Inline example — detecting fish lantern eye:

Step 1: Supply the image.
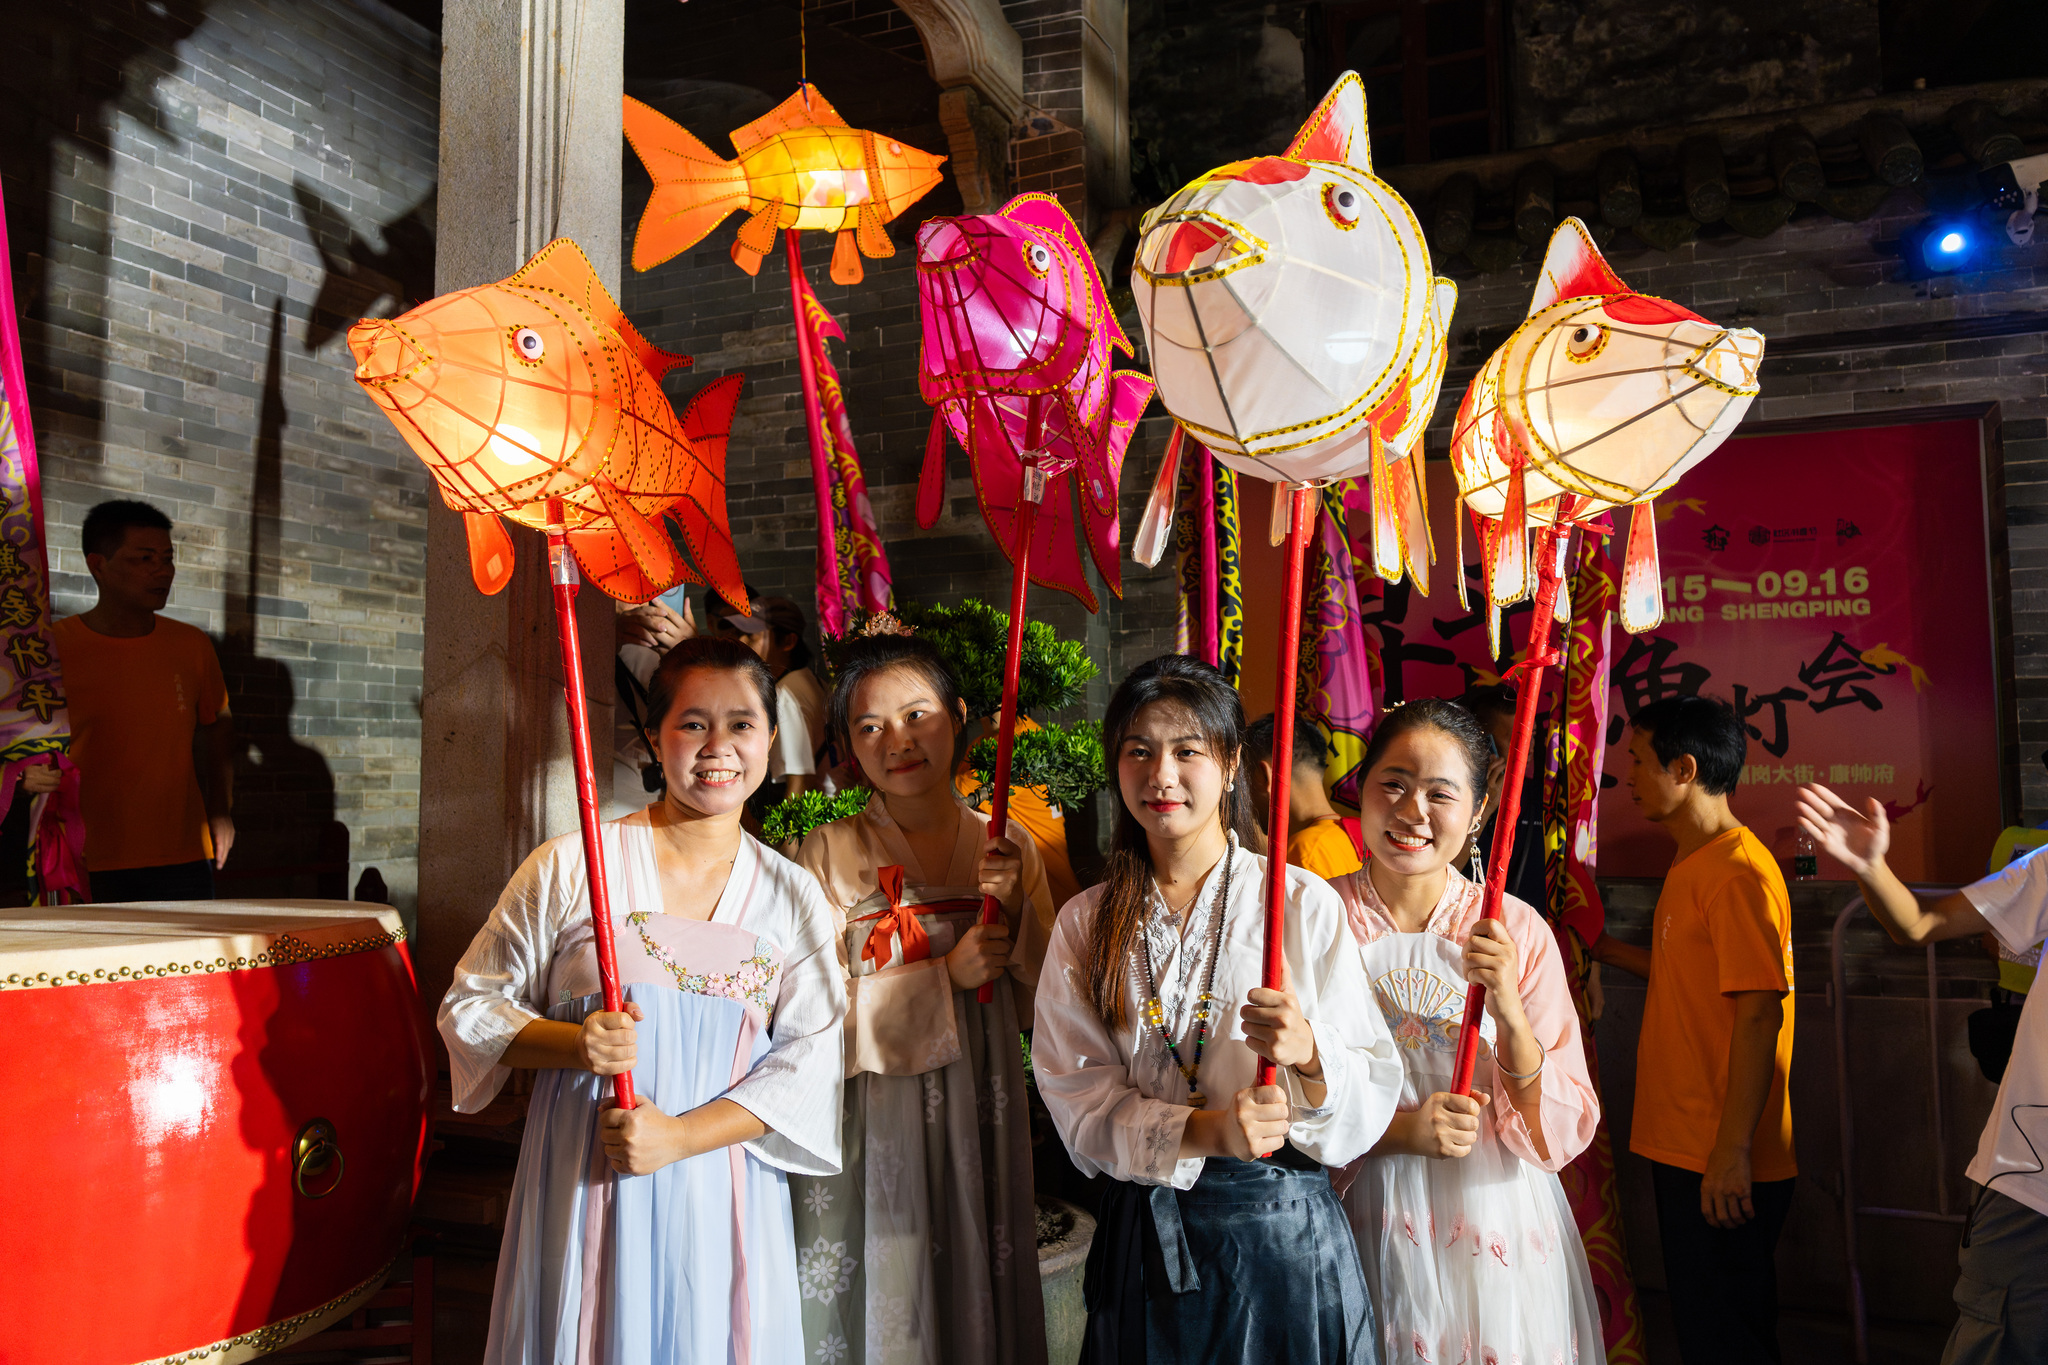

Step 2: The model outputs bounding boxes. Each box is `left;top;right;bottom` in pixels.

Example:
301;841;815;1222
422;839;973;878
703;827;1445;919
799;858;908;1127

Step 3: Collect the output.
512;327;546;363
1564;322;1608;363
1323;183;1362;229
1023;242;1054;277
888;141;903;156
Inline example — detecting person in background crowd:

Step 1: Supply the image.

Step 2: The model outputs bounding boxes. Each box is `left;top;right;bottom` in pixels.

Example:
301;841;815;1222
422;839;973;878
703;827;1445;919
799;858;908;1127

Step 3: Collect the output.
1327;699;1604;1363
710;587;831;800
1032;654;1399;1364
1244;712;1364;880
1795;781;2048;1364
792;631;1050;1365
1463;684;1548;911
1589;695;1796;1365
47;500;235;901
613;586;695;814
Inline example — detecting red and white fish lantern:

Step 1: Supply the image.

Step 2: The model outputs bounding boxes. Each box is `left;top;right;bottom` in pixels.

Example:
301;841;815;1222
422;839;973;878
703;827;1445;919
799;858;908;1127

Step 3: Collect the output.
1128;72;1456;1089
0;903;429;1364
1448;218;1766;639
1439;218;1764;1099
1131;71;1455;592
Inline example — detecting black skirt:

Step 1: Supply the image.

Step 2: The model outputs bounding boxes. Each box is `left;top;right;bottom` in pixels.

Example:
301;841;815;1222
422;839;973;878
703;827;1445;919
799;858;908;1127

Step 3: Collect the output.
1081;1144;1379;1365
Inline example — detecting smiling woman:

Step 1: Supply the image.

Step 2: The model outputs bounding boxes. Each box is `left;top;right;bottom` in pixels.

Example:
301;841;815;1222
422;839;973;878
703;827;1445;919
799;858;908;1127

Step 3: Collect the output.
437;635;847;1364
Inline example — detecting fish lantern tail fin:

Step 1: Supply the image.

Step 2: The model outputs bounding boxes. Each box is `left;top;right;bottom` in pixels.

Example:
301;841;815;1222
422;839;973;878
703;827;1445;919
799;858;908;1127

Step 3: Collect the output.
831;229;865;286
464;512;517;595
917;407;949;529
668;374;749;606
623;96;750;272
1619;498;1666;632
575;478;684;604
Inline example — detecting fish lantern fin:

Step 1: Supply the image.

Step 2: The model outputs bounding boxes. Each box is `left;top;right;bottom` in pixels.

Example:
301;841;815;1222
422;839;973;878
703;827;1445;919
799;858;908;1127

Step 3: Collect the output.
1619;499;1666;633
1486;600;1504;660
662;374;749;606
592;477;683;599
856;201;895;259
1003;192;1131;354
731;201;790;276
1134;424;1186;569
1493;471;1529;606
831;229;865;286
1453;489;1470;612
622;96;750;272
504;239;694;380
463;513;516;596
1402;441;1435;577
1527;218;1630;317
917;407;950;529
1368;429;1406;583
567;527;662;603
1286;71;1371;172
734;85;851;151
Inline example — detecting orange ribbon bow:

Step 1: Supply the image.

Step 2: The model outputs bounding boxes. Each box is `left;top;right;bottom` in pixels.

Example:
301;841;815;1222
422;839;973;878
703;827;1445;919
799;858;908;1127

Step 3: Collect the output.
858;864;932;969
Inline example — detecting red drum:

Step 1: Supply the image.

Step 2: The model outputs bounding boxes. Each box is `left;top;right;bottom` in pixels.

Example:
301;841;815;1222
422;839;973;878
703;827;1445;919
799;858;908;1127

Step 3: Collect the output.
0;901;431;1364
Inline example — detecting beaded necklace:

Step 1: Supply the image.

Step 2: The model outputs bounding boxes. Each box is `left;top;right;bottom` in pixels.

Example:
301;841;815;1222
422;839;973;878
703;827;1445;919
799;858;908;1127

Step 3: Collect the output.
1135;837;1234;1108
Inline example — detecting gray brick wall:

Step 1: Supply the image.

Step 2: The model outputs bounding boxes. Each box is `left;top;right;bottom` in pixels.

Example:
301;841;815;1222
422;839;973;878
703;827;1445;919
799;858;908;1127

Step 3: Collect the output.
4;0;438;910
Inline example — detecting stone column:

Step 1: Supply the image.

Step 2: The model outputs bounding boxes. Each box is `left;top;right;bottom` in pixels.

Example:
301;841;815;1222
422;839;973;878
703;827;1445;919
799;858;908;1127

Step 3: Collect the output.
416;0;624;1027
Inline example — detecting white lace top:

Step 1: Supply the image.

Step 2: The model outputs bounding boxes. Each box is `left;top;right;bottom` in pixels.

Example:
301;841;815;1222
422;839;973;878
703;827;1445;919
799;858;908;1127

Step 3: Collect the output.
1032;843;1403;1189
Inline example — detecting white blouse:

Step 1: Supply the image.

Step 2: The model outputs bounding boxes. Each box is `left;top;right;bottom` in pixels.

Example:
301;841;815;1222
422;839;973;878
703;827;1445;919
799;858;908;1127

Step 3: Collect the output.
1033;842;1402;1189
437;823;848;1176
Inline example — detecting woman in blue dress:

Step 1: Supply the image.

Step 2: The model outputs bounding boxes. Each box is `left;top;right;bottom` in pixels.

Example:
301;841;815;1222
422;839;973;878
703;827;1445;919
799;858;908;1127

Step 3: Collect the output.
440;637;847;1364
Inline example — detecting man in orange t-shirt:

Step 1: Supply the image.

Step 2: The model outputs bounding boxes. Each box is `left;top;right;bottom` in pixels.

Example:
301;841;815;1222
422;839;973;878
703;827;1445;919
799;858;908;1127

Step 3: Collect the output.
46;501;235;901
1592;695;1795;1365
1244;712;1364;881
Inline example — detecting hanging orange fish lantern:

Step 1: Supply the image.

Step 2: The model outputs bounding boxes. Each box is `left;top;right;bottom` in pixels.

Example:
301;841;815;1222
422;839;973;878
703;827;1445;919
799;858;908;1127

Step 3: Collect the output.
624;85;946;286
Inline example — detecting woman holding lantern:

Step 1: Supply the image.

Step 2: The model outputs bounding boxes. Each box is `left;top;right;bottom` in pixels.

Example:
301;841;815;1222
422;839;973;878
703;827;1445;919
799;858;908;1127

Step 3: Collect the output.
1329;699;1605;1364
790;629;1053;1365
1031;654;1400;1364
438;638;848;1365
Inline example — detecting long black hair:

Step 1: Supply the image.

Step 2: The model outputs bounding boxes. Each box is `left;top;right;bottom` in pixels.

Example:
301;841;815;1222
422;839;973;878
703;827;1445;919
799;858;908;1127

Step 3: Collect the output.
826;633;970;777
1082;654;1263;1028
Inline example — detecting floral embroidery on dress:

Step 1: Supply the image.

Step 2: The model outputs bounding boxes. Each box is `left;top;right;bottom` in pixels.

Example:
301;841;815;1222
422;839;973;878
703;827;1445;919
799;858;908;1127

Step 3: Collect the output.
798;1235;856;1305
629;914;781;1023
814;1333;849;1364
803;1181;834;1216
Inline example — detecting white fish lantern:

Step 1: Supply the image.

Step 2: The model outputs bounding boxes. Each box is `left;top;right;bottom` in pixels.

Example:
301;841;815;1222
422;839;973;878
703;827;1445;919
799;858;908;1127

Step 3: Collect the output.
1131;71;1455;590
1449;218;1764;641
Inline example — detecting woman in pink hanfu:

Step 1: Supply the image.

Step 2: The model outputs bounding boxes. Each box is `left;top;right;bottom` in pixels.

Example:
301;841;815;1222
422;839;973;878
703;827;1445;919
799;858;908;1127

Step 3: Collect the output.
439;638;847;1365
1330;699;1606;1365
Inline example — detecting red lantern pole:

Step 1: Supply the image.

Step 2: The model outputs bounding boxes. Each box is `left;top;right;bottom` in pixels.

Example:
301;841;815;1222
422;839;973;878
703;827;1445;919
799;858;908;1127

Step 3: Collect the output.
977;462;1045;1004
546;516;636;1110
785;231;846;624
1258;483;1317;1088
1449;522;1564;1097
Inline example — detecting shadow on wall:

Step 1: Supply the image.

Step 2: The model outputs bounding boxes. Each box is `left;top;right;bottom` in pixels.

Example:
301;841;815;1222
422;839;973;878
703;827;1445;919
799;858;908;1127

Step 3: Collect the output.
216;299;348;901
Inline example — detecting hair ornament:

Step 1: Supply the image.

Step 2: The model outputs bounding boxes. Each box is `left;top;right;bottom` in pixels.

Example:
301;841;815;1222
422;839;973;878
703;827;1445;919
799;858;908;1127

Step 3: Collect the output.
858;611;915;639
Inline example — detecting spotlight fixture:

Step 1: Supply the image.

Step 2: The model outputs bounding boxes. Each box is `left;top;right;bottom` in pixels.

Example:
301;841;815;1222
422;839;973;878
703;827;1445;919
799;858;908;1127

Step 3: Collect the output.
1901;216;1985;277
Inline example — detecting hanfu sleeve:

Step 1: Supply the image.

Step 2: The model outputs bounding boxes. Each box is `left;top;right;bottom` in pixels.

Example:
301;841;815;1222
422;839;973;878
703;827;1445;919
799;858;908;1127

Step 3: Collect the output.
1032;895;1203;1189
1487;897;1600;1171
728;857;848;1175
1277;868;1403;1167
437;839;567;1113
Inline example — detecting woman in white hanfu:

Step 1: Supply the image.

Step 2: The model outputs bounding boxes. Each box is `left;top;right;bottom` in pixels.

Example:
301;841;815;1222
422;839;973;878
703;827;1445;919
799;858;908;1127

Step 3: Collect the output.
1329;699;1605;1365
791;631;1051;1365
1032;654;1403;1365
439;638;847;1365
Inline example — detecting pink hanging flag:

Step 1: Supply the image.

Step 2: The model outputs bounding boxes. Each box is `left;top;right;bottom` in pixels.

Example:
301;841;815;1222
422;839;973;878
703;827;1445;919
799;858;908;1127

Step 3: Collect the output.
794;271;895;635
0;187;88;903
1304;483;1379;813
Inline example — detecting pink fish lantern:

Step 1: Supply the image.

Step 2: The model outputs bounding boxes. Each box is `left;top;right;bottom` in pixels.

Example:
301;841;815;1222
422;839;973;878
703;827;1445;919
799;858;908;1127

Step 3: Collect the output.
1449;218;1764;644
914;192;1155;610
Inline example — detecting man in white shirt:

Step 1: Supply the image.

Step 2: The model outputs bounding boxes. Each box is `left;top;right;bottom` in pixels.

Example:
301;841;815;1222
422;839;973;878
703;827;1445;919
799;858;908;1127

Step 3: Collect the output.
1796;782;2048;1363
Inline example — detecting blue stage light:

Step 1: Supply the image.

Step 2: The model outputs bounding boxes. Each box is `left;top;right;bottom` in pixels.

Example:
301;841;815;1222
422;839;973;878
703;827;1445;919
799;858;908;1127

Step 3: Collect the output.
1938;230;1966;254
1916;218;1979;274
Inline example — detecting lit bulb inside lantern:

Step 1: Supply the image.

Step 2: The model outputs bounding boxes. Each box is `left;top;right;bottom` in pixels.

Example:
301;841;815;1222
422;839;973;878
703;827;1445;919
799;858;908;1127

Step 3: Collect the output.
487;422;542;468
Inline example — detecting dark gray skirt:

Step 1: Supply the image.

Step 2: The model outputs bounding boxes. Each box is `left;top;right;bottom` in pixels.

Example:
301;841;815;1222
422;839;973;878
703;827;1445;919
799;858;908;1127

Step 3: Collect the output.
1081;1144;1379;1365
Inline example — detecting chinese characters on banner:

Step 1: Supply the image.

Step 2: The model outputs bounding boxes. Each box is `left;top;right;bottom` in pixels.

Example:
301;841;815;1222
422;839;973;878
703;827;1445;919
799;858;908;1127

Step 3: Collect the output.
1363;424;1999;883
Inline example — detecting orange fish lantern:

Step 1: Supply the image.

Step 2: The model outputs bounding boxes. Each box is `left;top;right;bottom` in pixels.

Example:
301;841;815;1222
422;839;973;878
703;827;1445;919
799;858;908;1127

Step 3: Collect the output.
348;239;755;1115
347;238;747;607
1438;216;1764;1102
623;85;945;286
